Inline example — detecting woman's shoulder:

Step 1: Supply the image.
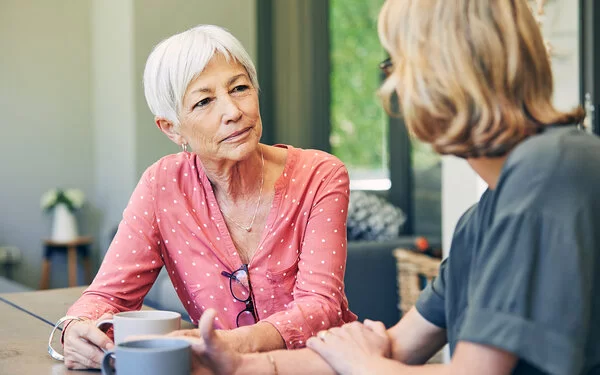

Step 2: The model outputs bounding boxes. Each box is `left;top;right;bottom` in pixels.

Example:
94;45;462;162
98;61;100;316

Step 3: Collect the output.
276;144;347;174
449;203;479;248
497;127;600;216
141;152;195;181
505;126;598;178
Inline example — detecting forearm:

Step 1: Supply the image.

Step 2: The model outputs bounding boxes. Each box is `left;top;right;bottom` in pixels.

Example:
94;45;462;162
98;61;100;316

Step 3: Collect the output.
388;307;447;365
217;321;285;353
361;358;448;375
66;292;123;320
380;342;517;375
235;349;336;375
259;295;352;349
389;330;441;365
235;350;448;375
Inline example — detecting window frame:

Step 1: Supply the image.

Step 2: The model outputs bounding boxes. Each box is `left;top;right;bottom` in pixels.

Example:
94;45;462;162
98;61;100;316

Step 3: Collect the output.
257;0;421;236
580;0;600;136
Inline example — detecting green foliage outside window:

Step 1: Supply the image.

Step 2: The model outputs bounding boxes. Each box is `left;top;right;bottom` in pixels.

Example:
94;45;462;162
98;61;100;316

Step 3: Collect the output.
330;0;441;236
330;0;440;174
330;0;388;173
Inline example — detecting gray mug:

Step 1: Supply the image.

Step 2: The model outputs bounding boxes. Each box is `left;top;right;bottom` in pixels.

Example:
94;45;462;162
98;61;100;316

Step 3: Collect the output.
101;338;191;375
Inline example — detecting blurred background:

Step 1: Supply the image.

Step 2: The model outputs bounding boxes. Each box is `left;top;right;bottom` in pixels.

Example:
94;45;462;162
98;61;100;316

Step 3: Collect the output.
0;0;592;293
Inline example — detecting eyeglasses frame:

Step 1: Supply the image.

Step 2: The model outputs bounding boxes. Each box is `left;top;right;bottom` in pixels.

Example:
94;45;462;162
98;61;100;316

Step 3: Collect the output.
221;264;259;327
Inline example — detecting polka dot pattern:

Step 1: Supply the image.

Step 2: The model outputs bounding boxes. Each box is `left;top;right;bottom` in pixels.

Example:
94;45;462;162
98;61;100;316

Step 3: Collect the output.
67;146;357;348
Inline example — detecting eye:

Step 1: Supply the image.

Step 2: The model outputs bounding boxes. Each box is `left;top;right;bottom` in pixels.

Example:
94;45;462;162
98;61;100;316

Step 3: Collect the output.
231;85;250;93
194;97;212;108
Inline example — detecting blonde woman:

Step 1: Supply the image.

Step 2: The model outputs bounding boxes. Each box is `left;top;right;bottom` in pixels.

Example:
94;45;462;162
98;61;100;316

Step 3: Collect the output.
181;0;600;374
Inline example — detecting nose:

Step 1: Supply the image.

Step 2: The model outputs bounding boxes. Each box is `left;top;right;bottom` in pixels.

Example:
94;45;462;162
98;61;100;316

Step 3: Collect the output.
220;95;243;124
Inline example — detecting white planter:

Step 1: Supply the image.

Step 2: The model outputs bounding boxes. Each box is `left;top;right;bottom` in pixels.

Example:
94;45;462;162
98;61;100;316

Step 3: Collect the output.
51;203;78;242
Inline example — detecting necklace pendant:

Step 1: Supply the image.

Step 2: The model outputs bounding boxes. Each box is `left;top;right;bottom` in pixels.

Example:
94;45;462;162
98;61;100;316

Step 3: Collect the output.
245;227;252;232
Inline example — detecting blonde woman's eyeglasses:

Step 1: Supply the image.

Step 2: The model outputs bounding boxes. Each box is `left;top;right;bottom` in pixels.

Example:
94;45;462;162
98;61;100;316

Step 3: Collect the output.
379;57;394;77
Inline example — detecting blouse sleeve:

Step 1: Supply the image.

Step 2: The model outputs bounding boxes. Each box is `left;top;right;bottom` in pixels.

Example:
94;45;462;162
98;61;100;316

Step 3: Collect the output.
67;166;164;319
458;212;592;375
262;165;355;348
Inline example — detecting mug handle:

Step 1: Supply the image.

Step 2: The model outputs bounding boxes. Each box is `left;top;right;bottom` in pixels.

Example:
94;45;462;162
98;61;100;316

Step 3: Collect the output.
101;350;116;375
96;319;114;331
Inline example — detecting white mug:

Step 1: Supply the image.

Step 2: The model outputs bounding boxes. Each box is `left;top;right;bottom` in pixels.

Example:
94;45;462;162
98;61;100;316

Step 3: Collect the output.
96;310;181;344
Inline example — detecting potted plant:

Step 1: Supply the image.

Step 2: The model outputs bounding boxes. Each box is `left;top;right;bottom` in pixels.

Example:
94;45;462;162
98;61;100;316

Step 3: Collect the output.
40;189;85;242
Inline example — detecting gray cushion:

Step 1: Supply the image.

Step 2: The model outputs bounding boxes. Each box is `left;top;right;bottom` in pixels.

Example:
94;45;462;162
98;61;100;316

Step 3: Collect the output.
344;238;417;327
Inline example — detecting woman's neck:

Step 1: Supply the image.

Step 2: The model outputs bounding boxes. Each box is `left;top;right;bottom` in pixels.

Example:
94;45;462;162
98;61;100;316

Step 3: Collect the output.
203;146;264;202
466;155;507;190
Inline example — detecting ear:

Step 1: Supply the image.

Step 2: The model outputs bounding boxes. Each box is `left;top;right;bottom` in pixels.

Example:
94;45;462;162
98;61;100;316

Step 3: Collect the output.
155;117;185;145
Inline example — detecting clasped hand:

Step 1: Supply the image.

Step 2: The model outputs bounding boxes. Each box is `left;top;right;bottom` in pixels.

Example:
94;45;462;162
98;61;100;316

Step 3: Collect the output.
306;319;392;375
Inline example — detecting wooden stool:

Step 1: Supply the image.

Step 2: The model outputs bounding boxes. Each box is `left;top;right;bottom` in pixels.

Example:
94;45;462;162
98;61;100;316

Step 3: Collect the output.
40;236;93;289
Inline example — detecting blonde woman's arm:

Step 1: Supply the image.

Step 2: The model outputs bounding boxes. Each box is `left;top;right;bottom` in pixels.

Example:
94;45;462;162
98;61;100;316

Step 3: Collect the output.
185;307;452;375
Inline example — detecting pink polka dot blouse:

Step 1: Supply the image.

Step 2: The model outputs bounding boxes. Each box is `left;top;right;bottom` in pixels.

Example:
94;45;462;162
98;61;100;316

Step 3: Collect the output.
67;145;357;348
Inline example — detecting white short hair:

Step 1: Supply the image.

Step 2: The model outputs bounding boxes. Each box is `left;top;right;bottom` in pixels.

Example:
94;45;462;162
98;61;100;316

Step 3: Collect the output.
143;25;259;126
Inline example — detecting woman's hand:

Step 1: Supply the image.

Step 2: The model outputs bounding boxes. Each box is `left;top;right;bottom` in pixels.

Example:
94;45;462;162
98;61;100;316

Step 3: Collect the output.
306;320;392;375
168;309;243;375
62;313;115;369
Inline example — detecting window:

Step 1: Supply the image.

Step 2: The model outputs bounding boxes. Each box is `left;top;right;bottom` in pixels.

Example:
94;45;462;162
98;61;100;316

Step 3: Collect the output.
411;140;442;236
329;0;441;237
257;0;442;238
329;0;389;191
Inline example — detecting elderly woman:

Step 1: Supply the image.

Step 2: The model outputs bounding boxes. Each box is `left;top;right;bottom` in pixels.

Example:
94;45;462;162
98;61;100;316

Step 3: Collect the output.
184;0;600;374
56;25;356;370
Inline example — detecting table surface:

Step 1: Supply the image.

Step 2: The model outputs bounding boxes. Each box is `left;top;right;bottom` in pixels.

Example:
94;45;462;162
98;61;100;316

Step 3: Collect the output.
0;287;194;374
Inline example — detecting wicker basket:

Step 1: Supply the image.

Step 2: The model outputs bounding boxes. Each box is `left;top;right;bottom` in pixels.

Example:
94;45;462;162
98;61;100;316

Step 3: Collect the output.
393;249;441;315
393;248;444;364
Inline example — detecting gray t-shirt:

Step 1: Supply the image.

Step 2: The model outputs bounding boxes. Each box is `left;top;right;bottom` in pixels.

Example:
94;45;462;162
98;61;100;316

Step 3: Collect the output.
416;125;600;374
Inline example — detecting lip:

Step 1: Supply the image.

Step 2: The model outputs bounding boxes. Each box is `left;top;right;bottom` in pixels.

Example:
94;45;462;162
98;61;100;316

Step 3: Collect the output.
221;127;252;143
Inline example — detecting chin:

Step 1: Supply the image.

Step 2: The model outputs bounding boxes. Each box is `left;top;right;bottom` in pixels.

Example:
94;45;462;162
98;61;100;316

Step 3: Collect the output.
226;139;260;161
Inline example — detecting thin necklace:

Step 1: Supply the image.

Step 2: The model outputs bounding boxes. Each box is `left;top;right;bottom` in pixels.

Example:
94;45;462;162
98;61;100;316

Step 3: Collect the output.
218;148;264;232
